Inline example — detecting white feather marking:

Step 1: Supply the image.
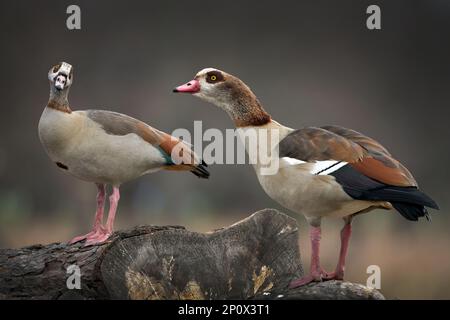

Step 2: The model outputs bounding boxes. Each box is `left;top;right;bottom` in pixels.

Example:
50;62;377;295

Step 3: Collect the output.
196;67;219;77
317;161;348;175
310;160;339;174
281;157;305;166
281;157;347;175
59;62;72;75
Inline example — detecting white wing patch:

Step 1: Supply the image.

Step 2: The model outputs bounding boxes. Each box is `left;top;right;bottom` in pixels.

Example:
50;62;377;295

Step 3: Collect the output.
281;157;347;175
281;157;305;166
316;161;348;175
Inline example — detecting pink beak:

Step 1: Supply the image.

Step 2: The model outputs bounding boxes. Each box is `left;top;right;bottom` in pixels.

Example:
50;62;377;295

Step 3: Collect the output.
173;79;200;93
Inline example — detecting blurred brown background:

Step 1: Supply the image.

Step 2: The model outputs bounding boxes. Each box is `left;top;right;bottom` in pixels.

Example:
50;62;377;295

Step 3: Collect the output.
0;0;449;299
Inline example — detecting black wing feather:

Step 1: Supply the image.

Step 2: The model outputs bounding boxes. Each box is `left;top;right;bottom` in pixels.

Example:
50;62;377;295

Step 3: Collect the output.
331;165;439;221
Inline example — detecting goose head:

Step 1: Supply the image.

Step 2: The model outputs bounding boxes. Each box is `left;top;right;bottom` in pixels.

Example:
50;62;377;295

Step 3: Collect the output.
48;62;73;92
174;68;271;127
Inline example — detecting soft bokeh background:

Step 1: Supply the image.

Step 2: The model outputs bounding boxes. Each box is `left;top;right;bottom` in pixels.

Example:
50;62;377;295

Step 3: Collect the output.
0;0;449;299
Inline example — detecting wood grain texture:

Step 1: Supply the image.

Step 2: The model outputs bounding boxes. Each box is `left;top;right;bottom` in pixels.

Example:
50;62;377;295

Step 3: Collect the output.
0;209;384;300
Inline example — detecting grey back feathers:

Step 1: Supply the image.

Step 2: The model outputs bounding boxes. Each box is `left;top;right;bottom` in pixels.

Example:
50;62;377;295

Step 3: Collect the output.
86;110;163;145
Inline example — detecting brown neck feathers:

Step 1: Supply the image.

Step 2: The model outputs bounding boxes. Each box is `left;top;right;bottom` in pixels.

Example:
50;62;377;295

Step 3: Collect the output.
232;99;272;127
227;79;271;127
47;99;72;113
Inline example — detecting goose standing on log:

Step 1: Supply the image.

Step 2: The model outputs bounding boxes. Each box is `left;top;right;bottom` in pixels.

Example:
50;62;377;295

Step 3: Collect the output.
174;68;439;287
39;62;209;246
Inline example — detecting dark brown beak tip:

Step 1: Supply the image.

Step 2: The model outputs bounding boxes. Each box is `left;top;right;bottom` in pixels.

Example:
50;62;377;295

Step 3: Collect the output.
172;88;179;93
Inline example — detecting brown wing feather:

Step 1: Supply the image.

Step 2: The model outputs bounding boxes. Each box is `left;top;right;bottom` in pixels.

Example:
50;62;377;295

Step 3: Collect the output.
86;109;201;167
86;110;164;144
322;125;417;187
157;132;201;166
279;126;417;187
278;127;365;162
321;125;391;156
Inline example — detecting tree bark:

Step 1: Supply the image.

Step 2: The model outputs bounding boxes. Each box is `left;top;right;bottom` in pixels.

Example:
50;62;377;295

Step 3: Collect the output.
0;209;384;300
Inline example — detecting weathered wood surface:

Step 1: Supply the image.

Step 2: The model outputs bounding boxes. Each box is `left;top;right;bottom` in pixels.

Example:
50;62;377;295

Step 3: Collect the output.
0;209;384;300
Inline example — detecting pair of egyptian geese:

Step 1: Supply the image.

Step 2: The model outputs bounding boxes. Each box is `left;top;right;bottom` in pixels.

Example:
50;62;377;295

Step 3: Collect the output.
39;62;438;287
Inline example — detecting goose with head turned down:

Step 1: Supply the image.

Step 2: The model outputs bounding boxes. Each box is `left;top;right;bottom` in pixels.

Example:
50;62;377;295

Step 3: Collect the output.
39;62;209;246
174;68;438;287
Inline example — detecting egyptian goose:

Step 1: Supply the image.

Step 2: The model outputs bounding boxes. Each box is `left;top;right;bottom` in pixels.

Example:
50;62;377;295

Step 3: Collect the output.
174;68;439;287
39;62;209;246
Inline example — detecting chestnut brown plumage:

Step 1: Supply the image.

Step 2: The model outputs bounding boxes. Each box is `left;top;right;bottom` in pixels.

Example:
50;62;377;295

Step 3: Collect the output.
174;67;439;287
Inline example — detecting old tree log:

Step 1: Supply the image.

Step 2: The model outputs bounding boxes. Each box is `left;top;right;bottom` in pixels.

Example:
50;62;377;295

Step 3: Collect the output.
0;209;384;300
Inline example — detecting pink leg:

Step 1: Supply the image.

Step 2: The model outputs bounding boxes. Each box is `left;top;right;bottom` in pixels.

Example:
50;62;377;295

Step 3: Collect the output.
290;226;330;288
69;184;106;244
85;186;120;246
324;220;352;280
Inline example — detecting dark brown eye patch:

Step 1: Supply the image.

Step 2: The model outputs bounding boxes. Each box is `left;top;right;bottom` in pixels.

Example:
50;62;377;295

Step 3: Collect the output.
206;71;224;83
53;63;61;73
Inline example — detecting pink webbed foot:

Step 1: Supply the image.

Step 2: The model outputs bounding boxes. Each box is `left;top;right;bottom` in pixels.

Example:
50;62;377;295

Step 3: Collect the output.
321;270;344;281
68;226;109;245
69;230;99;244
291;219;351;288
84;229;112;246
289;274;316;287
83;186;120;246
69;183;107;245
289;268;334;288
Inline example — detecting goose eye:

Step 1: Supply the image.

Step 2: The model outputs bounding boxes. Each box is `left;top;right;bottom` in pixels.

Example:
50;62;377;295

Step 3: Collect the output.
206;72;223;83
53;64;60;73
